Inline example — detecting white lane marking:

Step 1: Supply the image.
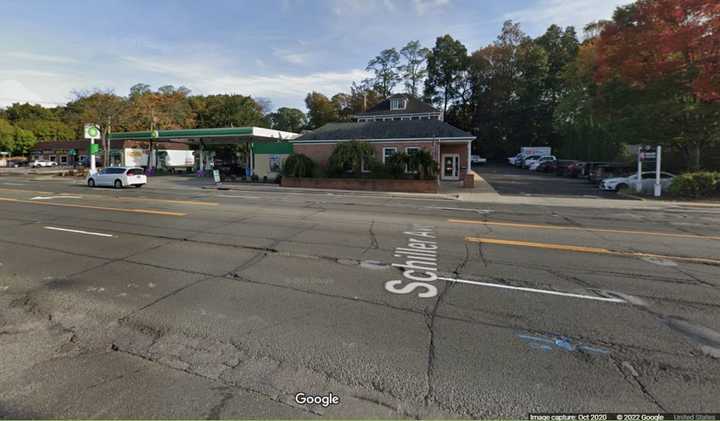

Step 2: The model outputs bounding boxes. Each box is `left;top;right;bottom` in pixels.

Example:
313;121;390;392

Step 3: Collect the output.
1;182;26;186
43;226;114;237
31;195;82;200
641;256;678;267
218;194;262;199
424;206;492;214
436;276;626;303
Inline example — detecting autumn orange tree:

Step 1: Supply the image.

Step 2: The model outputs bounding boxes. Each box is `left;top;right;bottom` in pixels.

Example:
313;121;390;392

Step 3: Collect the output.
594;0;720;169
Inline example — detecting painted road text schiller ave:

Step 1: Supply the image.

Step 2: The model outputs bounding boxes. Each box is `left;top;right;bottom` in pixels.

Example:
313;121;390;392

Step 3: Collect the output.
385;224;439;298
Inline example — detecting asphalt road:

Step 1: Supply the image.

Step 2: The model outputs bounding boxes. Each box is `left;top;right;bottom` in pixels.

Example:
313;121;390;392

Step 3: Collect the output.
1;174;719;419
475;163;618;198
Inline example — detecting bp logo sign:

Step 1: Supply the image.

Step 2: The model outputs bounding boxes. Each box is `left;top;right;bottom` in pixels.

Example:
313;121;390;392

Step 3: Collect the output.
84;124;101;140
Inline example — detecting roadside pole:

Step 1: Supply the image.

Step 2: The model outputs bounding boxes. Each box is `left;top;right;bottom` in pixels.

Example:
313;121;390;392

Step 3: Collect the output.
654;145;662;197
84;123;100;174
636;149;643;193
90;139;96;173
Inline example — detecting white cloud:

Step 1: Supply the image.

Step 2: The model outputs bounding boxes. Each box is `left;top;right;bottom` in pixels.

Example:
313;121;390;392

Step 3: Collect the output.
505;0;629;33
272;48;311;65
0;79;64;107
5;51;78;64
331;0;451;17
119;54;369;109
413;0;451;16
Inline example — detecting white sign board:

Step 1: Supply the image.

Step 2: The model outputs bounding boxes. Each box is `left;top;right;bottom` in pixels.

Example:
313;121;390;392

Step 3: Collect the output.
212;170;220;183
84;124;101;140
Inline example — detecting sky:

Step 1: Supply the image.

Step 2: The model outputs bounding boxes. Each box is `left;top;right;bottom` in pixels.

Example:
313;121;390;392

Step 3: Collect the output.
0;0;629;111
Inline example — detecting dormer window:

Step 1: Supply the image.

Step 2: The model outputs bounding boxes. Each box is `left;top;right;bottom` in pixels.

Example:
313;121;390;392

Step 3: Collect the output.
390;98;407;110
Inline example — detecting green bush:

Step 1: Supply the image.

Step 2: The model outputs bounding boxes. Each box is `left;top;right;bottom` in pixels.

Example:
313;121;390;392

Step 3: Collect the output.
668;172;720;197
408;149;438;180
383;152;409;178
327;141;374;177
282;153;316;178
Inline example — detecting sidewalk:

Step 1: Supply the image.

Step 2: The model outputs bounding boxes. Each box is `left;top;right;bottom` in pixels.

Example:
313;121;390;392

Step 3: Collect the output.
162;174;720;210
23;171;720;210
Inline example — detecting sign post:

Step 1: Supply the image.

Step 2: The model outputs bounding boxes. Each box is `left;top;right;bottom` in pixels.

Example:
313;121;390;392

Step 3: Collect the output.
84;124;101;174
636;149;643;193
654;145;662;197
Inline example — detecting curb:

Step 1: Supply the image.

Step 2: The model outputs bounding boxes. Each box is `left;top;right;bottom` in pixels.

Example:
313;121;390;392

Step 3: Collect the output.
201;183;458;200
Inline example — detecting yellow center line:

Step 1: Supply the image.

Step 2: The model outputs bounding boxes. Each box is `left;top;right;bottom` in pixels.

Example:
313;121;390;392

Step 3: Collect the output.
465;236;720;266
106;197;219;207
449;219;720;241
0;197;186;217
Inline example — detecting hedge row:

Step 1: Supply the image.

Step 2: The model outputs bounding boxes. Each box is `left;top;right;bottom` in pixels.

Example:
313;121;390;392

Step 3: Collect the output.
668;172;720;198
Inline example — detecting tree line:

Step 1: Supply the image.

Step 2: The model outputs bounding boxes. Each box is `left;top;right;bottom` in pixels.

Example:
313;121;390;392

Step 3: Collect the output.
0;84;307;156
304;0;719;170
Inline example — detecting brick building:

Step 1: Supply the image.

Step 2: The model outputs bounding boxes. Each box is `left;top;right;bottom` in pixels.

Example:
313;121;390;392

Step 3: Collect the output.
291;94;474;181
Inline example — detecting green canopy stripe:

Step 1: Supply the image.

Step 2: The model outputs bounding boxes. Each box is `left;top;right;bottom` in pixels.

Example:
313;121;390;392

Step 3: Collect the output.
252;143;293;154
109;127;254;140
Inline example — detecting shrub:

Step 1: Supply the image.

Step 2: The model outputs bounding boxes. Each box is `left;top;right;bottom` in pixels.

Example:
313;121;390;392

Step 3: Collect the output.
283;153;316;178
383;152;409;178
327;141;374;177
408;149;438;180
668;172;720;197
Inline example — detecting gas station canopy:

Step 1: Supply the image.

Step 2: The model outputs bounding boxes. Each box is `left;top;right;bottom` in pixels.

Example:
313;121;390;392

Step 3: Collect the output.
108;127;299;144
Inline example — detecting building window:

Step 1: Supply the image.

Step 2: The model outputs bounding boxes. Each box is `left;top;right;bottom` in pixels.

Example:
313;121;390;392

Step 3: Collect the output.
383;147;397;163
49;155;56;162
412;116;419;120
390;98;407;110
60;155;68;164
405;147;420;173
393;117;401;121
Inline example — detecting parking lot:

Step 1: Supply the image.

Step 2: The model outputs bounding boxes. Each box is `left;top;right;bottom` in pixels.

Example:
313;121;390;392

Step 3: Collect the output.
475;163;621;198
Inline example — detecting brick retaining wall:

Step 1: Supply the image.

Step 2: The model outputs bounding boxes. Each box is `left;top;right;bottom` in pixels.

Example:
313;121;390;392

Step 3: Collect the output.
281;177;438;193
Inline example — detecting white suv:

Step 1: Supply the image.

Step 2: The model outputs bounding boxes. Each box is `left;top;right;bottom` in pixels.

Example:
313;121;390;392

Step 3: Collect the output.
87;167;147;188
528;156;557;171
31;159;58;168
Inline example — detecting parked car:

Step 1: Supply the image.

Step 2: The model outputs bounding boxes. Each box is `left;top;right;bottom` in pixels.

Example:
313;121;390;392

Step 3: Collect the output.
583;162;609;181
8;159;28;168
31;159;58;168
600;171;675;192
554;160;577;176
524;155;554;170
519;155;541;168
537;159;562;173
529;156;557;171
508;153;525;165
471;155;487;165
86;167;147;188
565;161;586;178
589;163;635;184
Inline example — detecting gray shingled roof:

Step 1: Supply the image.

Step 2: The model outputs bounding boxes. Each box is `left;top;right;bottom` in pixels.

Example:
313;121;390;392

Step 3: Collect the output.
356;94;440;116
293;119;473;142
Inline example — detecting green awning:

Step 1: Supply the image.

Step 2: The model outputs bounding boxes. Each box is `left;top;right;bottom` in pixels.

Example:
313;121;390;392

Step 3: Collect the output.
109;127;254;141
253;143;293;154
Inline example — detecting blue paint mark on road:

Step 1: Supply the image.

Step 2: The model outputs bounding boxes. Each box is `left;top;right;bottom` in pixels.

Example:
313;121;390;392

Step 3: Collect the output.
518;333;609;355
